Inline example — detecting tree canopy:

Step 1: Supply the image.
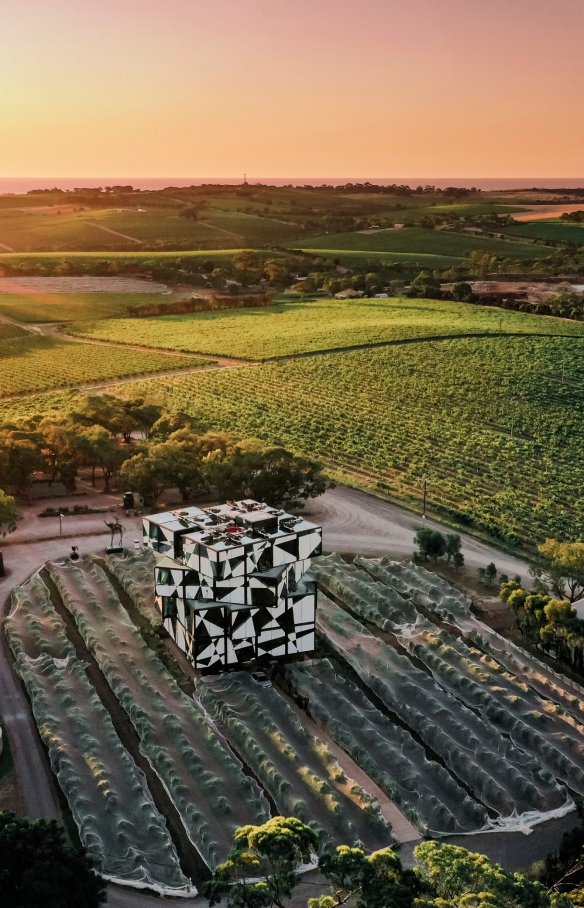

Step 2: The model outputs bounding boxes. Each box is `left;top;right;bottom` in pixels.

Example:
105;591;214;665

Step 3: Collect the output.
202;822;568;908
0;811;106;908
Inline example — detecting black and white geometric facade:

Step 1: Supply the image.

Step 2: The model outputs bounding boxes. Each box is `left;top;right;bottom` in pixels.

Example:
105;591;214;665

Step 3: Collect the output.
142;500;322;670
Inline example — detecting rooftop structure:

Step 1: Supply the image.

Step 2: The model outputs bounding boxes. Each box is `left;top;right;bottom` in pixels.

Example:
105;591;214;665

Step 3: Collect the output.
143;500;322;670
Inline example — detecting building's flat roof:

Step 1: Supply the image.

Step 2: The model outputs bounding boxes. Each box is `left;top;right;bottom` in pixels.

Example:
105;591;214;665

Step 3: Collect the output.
147;499;320;554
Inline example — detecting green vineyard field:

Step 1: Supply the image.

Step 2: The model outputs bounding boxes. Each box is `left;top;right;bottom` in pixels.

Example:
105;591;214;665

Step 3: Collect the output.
0;336;204;397
0;292;169;324
295;227;540;260
68;297;584;360
104;335;584;546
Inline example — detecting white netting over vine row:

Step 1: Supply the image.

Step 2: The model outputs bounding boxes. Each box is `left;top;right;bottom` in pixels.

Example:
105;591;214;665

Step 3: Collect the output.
105;548;161;627
47;556;268;869
5;574;191;896
315;591;571;830
286;658;487;836
196;670;395;853
316;555;584;802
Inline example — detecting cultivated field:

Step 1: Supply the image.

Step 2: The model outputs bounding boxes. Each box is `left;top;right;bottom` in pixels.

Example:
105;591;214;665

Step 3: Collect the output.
0;321;28;340
295;227;539;260
505;221;584;245
0;206;301;252
0;292;173;324
0;276;169;293
9;549;584;895
0;336;203;397
105;334;584;544
5;574;189;894
67;296;584;360
0;249;240;271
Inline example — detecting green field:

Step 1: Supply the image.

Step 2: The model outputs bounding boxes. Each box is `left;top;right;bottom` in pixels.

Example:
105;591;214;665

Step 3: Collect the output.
0;292;177;324
2;298;583;545
0;321;28;340
0;206;301;252
68;297;584;361
505;221;584;245
294;227;541;260
98;335;583;546
0;250;244;270
0;336;203;397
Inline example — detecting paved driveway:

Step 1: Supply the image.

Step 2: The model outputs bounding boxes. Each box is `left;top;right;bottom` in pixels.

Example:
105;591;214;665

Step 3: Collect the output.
302;485;531;580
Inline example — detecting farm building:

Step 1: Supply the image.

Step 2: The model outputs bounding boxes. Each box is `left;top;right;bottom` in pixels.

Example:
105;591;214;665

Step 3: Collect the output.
143;500;322;669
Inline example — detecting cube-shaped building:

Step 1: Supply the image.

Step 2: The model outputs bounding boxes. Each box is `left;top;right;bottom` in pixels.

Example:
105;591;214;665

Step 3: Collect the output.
142;500;322;670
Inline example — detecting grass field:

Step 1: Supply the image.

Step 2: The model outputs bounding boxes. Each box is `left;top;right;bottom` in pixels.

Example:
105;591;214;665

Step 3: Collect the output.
100;335;584;546
505;221;584;245
0;293;176;324
68;297;584;360
0;336;203;397
294;227;541;260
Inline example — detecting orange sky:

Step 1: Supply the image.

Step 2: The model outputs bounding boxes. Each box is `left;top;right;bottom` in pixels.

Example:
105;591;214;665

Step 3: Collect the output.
2;0;583;179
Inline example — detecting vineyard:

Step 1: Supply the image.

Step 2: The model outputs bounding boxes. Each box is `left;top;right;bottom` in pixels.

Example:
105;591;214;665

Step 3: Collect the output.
68;296;584;360
295;226;540;260
8;549;584;896
0;321;27;340
0;291;172;324
196;672;393;853
0;336;206;397
108;334;584;545
5;574;190;895
46;557;269;868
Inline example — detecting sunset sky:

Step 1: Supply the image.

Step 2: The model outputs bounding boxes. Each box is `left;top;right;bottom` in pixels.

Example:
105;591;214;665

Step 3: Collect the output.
2;0;583;179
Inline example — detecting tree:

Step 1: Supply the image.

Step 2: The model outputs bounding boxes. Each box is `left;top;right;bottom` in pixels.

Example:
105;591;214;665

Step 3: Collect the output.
534;539;584;602
452;282;474;302
0;430;45;498
0;490;17;535
180;205;201;220
203;444;327;509
119;451;166;506
413;840;554;908
414;528;446;562
292;278;317;297
410;270;441;299
485;562;497;587
74;426;130;492
246;447;327;509
72;394;126;436
147;431;208;501
126;400;163;440
202;817;318;908
314;845;418;908
453;551;465;570
0;811;106;908
38;415;79;486
445;533;462;564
